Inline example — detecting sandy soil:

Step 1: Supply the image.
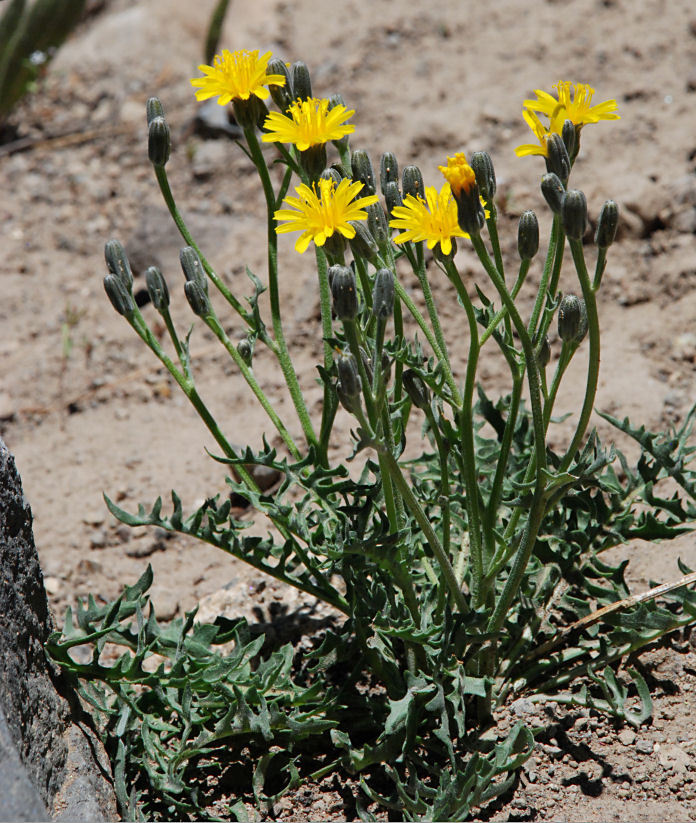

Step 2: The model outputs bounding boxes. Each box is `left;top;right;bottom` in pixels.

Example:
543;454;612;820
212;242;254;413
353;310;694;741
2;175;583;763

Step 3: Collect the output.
3;0;696;818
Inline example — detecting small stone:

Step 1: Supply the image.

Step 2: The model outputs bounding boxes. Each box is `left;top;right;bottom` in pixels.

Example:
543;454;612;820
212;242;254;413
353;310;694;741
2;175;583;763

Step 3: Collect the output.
89;529;108;549
511;697;536;716
527;771;537;783
43;576;61;596
115;525;131;543
659;744;691;774
619;729;636;746
83;512;105;527
636;738;654;754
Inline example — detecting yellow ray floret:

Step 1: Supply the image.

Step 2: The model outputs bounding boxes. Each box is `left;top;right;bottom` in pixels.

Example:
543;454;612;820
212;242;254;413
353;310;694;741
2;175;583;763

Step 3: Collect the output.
437;153;477;198
191;49;286;105
524;81;620;128
389;184;469;256
262;97;355;151
514;110;553;158
274;177;378;254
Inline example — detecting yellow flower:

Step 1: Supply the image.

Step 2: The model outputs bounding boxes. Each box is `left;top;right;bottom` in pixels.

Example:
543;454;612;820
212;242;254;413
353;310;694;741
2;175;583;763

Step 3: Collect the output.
191;49;286;105
524;81;620;129
389;184;468;255
514;110;554;158
437;153;477;198
262;97;355;151
274;177;378;253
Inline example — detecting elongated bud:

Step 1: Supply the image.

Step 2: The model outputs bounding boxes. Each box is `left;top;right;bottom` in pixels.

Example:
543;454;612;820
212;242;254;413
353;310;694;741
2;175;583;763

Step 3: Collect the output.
383;180;403;217
536;334;551;368
359;346;373;385
291;61;312;101
596;199;619;249
330;265;358;320
541;173;565;215
184;280;212;317
562;189;588;240
146;96;164;125
558;294;588;343
545;133;570;184
518;210;539;260
237;337;252;366
403;369;430;410
104;274;135;317
179;246;208;292
266;58;293;112
351;149;376;196
145;266;169;311
298;143;327;182
148;116;171;167
372;268;395;319
367;203;389;247
321;167;343;187
470;151;496;202
561;119;576;160
337;353;361;402
453;183;485;237
348;221;378;262
104;239;133;290
380;152;399;193
402;165;424;200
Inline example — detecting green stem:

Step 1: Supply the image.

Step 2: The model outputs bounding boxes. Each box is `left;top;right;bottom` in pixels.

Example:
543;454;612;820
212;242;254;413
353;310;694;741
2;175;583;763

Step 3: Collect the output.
314;246;335;465
415;243;457;387
528;215;562;339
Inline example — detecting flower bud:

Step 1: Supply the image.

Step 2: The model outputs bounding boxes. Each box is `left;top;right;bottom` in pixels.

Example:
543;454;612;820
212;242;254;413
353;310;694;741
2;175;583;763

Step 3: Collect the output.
179;246;208;292
321;167;343;187
453;183;485;237
557;294;588;343
366;203;389;247
184;279;212;317
145;266;169;312
233;96;267;131
104;239;133;290
146;97;164;126
562;189;588;240
299;143;327;182
402;165;424;200
379;152;399;193
348;221;378;262
561;119;576;160
517;210;539;260
104;274;135;317
266;58;293;112
383;180;403;217
545;133;570;184
330;265;358;320
470;151;496;202
595;199;619;249
291;61;312;101
351;149;376;196
237;337;253;366
536;334;551;368
372;268;395;319
148;116;171;167
541;173;565;215
337;353;361;402
402;369;430;411
359;346;373;385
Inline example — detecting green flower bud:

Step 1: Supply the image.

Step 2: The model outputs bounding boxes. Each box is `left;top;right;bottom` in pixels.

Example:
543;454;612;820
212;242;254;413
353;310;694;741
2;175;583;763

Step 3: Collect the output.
179;246;208;292
184;279;212;317
545;133;570;184
145;266;169;312
372;268;395;319
104;274;135;317
562;189;588;240
359;346;373;385
383;180;403;217
557;294;588;343
348;221;378;262
290;61;312;101
595;199;619;249
402;369;430;411
541;173;565;215
337;353;361;402
453;182;485;237
321;167;343;187
330;265;358;320
518;210;539;260
266;58;293;112
402;165;424;200
470;151;496;202
148;116;171;167
330;161;348;179
367;203;389;247
104;239;133;290
146;96;164;126
379;152;399;193
351;149;376;196
536;334;551;368
233;96;267;131
237;337;253;366
299;143;327;182
561;119;576;160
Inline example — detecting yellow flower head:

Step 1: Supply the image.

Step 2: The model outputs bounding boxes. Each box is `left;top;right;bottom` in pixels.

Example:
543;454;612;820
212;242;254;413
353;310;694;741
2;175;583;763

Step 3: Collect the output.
437;153;477;198
262;97;355;151
191;49;286;106
524;81;620;129
274;177;378;254
389;184;468;255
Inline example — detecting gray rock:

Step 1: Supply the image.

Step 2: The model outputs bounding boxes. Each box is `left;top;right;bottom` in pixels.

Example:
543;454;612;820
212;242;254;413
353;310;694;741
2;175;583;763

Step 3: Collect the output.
0;438;118;821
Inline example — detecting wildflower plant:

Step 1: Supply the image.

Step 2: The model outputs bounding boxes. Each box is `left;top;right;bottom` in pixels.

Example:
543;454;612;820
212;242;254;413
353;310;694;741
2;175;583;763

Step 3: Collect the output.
48;62;696;821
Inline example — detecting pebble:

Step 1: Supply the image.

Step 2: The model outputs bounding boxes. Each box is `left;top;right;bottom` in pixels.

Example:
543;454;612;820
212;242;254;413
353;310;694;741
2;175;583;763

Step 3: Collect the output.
43;576;61;595
658;744;691;774
89;529;108;549
636;738;654;754
619;729;636;746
